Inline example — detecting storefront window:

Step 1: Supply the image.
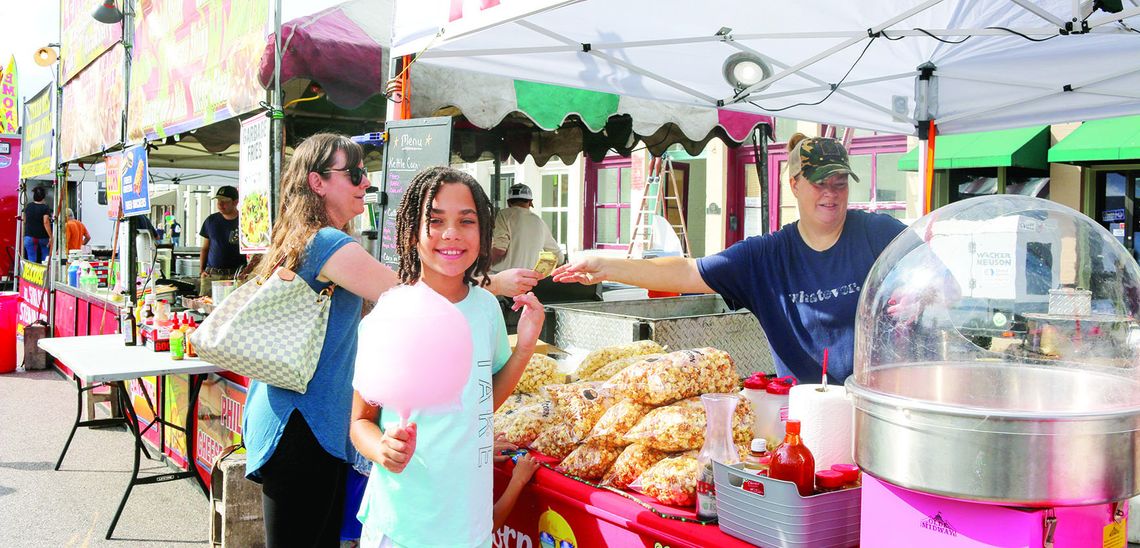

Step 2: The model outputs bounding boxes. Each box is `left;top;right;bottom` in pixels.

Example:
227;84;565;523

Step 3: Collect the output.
590;164;632;248
875;153;908;202
540;172;570;250
1006;168;1050;199
950;168;999;201
848;149;907;218
777;161;799;227
847;155;873;202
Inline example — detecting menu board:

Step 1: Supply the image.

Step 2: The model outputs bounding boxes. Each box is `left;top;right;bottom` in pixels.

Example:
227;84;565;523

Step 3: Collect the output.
379;117;453;269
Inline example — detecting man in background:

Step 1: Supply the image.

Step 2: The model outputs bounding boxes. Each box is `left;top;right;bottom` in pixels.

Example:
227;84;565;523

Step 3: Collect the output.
22;186;52;263
491;183;563;273
64;208;91;254
199;185;245;285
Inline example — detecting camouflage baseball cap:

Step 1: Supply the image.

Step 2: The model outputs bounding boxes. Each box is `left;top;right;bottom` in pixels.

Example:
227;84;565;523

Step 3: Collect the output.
787;137;860;184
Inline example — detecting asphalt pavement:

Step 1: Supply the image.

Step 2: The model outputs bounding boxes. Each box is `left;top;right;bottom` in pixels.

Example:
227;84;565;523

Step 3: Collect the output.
0;368;209;547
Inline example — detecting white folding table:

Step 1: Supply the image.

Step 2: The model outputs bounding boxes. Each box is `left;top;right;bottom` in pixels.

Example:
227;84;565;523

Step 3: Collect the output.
39;335;221;540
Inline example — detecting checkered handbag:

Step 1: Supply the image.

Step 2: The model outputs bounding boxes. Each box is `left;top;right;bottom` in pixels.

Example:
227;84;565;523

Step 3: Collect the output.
189;267;333;393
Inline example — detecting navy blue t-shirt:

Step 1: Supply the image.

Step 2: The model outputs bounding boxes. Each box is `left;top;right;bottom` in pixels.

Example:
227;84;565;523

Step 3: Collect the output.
697;210;905;383
199;212;245;269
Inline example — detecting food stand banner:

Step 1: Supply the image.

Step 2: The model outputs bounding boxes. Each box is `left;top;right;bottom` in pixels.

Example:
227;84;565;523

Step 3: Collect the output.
238;112;270;253
117;145;150;217
104;154;123;219
60;0;122;84
195;374;247;481
20;85;53;179
164;373;190;468
0;55;20;134
127;0;270;141
60;45;125;162
130;376;163;449
17;261;48;338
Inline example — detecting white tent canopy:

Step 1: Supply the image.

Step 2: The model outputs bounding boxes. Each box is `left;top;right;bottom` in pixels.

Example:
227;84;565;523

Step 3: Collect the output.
392;0;1140;136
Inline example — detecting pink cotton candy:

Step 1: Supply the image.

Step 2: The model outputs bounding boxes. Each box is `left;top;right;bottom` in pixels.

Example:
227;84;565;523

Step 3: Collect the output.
353;283;473;426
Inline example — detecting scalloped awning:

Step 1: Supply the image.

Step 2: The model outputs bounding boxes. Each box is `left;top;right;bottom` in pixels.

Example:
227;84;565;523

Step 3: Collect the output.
411;64;771;166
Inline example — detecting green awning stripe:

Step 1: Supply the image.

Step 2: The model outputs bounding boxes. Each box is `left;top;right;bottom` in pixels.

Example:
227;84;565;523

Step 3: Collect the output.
897;125;1050;171
513;80;619;130
1048;115;1140;163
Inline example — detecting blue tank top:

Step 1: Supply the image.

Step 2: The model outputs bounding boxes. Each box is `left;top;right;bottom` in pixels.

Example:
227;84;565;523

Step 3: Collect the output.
242;227;363;479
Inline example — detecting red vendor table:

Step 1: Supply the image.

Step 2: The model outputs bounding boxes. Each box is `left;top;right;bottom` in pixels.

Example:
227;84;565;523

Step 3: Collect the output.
493;459;755;548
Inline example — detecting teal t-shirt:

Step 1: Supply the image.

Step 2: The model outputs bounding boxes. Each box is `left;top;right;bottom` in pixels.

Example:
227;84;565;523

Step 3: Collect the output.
358;285;510;548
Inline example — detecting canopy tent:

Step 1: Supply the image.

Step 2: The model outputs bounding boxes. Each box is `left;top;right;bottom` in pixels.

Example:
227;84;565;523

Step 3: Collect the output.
1048;114;1140;163
391;0;1140;138
253;0;769;166
897;125;1050;171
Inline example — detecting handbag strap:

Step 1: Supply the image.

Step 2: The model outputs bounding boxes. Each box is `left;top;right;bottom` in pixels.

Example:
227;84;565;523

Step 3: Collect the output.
258;248;337;298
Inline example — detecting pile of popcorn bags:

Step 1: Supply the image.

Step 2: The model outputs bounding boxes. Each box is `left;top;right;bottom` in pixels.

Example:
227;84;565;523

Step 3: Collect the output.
494;341;753;509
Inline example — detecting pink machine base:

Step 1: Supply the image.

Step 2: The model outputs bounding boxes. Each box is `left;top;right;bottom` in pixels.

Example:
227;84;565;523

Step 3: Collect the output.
860;475;1128;547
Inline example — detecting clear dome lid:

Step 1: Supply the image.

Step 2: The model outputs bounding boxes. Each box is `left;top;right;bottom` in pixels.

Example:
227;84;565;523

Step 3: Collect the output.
852;195;1140;415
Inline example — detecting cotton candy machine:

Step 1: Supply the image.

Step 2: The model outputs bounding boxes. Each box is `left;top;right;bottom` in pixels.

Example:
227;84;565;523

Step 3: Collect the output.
846;195;1140;507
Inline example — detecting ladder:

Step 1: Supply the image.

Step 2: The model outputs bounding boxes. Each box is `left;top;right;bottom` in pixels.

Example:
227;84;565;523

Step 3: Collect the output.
627;154;691;258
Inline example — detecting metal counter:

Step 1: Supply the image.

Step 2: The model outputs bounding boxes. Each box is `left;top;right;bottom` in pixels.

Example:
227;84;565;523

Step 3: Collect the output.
544;295;775;377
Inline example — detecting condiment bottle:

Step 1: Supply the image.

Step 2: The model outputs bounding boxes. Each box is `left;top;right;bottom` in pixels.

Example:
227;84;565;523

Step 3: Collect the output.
743;438;770;476
155;300;170;325
755;376;796;444
814;470;845;494
695;394;740;520
768;419;815;497
183;315;198;357
121;305;137;346
740;374;769;438
169;317;185;360
831;463;861;487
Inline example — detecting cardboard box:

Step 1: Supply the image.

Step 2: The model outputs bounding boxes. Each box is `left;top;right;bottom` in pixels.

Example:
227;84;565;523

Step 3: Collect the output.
507;335;560;355
140;324;171;352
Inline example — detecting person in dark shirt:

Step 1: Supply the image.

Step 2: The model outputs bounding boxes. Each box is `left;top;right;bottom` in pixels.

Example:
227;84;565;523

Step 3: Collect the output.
199;185;245;283
22;186;52;263
552;134;907;383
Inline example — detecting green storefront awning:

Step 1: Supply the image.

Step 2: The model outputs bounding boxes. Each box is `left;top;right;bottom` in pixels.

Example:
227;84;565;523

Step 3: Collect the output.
898;125;1051;171
1048;115;1140;163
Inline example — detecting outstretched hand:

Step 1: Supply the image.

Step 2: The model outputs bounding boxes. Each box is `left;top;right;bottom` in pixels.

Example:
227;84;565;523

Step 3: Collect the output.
492;268;541;297
551;257;608;285
512;292;545;351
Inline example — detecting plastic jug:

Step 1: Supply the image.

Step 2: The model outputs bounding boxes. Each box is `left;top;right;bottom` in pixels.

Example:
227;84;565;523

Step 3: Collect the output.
67;262;81;287
754;376;797;445
741;374;770;438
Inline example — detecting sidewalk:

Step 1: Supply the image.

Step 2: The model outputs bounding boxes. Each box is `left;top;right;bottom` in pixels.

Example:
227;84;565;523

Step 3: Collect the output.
0;368;209;547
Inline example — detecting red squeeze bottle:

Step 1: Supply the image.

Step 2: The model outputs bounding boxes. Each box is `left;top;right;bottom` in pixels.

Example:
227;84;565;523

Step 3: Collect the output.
768;419;816;497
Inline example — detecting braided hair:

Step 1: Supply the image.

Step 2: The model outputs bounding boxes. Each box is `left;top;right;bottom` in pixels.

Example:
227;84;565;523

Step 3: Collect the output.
395;166;494;287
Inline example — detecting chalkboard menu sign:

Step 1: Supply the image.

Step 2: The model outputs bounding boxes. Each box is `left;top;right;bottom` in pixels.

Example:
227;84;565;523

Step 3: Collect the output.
380;117;453;269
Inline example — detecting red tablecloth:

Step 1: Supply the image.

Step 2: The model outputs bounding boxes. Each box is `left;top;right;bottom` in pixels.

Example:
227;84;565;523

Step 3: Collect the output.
493;459;755;548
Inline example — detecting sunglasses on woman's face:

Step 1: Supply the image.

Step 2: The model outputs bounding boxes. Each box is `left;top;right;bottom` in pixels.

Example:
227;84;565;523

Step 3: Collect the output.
321;166;367;186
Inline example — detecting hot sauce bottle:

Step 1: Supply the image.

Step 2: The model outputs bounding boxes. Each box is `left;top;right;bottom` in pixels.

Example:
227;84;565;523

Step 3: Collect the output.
768;419;816;497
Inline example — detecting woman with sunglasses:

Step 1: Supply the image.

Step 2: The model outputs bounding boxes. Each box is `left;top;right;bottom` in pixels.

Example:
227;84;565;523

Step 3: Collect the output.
552;133;906;385
241;133;543;546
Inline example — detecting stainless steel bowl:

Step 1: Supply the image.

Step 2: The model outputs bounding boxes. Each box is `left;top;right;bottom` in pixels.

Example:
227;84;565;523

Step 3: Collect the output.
847;361;1140;506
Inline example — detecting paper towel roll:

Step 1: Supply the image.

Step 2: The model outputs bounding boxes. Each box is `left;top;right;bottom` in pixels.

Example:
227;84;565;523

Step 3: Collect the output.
788;384;855;471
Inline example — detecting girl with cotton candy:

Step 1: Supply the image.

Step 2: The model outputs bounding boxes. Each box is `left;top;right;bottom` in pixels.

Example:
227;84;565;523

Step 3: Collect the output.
350;166;544;548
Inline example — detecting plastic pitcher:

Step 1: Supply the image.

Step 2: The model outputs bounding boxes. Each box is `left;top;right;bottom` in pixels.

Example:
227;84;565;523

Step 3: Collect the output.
0;292;19;373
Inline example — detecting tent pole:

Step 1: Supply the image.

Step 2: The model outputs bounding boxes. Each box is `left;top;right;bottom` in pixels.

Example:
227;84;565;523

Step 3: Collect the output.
270;0;283;220
918;120;937;214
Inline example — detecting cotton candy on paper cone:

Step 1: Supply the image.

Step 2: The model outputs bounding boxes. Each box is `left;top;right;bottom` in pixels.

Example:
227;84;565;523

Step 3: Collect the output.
353;283;473;426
